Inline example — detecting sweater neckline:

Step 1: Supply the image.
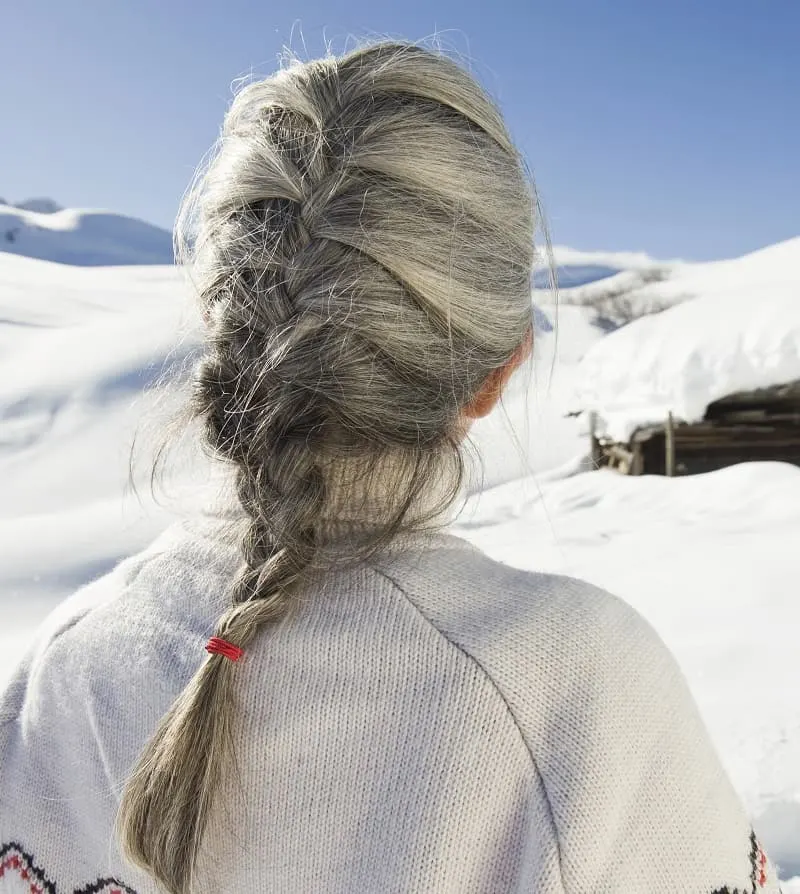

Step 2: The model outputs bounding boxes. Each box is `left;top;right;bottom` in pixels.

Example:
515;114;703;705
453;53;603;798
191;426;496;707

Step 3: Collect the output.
179;501;477;575
193;449;468;552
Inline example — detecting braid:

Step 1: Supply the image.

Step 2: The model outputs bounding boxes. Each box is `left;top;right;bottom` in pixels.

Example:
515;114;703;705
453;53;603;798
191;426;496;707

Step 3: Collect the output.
196;285;329;622
210;444;324;647
196;90;334;624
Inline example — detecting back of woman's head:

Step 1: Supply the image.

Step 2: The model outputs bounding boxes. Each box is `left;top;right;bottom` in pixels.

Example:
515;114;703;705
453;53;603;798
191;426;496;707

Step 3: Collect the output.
118;40;535;894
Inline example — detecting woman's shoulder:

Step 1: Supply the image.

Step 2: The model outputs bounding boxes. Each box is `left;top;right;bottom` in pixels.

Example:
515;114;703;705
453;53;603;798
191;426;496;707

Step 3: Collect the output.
0;516;239;727
379;530;661;659
376;530;686;738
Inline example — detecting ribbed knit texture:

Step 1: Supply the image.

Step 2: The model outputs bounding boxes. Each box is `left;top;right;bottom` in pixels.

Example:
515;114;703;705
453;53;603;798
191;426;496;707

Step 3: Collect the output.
0;507;781;893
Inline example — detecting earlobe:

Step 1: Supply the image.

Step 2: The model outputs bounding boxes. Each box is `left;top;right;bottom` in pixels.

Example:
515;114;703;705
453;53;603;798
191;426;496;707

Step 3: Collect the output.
462;368;504;419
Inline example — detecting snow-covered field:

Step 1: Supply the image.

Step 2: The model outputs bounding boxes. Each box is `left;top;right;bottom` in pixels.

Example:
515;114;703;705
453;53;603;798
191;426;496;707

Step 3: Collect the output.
1;223;799;887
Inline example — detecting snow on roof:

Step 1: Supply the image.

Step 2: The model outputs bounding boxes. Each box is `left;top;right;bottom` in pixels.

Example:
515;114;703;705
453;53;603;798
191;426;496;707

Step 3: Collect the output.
571;237;800;441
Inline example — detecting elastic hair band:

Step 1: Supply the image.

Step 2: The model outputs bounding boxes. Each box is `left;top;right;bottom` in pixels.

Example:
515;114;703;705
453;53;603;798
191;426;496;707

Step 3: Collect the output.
205;636;244;662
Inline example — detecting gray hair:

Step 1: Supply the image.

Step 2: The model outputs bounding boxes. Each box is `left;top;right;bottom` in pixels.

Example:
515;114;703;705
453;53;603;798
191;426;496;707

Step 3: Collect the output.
117;40;536;894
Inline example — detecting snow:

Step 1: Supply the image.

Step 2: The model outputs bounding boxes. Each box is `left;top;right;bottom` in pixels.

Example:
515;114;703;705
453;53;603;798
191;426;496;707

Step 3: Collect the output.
1;236;799;887
0;201;173;266
573;237;800;441
555;264;681;318
0;252;208;625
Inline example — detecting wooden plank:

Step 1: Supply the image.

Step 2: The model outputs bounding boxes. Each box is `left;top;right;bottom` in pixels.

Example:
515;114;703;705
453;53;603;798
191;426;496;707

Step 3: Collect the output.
589;411;602;470
710;410;800;424
602;444;635;474
665;411;675;477
710;380;800;407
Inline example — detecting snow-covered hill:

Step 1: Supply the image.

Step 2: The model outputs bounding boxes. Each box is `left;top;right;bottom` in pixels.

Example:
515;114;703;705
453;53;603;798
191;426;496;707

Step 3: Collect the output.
571;237;800;439
0;239;798;887
0;201;173;266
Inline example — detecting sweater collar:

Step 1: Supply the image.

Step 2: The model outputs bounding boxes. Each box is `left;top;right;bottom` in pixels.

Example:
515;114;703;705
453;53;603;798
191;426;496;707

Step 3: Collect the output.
315;450;460;544
197;449;463;547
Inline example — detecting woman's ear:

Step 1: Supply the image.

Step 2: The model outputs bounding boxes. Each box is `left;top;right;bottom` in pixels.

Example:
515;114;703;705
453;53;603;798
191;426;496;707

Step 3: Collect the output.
462;326;533;420
462;366;506;419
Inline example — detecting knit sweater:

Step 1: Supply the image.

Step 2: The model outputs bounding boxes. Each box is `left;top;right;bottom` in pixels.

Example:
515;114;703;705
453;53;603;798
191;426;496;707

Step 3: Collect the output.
0;505;781;894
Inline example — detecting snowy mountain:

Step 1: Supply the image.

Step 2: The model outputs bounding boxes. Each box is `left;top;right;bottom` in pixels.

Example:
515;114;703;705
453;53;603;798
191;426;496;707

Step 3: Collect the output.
0;238;799;886
0;201;173;266
532;245;673;289
11;197;63;214
0;200;663;283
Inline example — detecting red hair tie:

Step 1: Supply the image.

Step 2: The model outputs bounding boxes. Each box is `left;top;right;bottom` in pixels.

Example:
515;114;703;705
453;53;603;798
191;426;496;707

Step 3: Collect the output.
205;636;244;662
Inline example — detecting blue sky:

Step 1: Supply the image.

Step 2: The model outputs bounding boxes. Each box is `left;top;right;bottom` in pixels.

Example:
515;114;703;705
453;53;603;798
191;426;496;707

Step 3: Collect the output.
4;0;798;259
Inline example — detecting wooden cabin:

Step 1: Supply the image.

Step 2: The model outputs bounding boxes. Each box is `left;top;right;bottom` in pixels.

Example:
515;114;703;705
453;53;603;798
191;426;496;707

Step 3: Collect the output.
591;380;800;476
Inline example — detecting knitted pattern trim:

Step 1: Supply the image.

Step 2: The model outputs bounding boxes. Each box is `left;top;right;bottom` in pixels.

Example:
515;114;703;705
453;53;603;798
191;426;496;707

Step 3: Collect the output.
0;842;137;894
710;829;777;894
0;831;779;893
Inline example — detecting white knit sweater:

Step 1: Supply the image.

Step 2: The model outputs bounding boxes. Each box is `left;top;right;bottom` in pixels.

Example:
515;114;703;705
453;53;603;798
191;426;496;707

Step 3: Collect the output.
0;505;781;893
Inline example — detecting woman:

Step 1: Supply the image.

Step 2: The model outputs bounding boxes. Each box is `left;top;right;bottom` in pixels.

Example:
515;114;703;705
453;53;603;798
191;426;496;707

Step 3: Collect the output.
0;41;779;894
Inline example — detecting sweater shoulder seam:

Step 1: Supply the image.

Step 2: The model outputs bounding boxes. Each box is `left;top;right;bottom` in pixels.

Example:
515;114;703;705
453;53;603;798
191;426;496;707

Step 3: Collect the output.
368;562;567;892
